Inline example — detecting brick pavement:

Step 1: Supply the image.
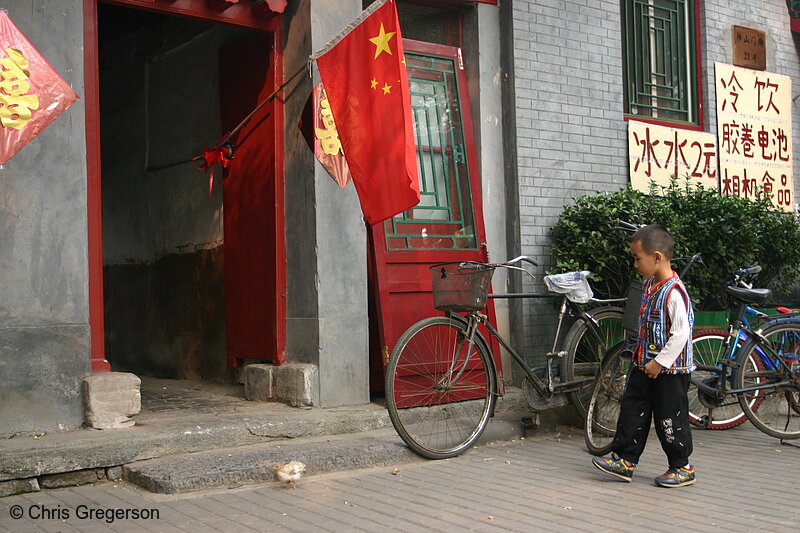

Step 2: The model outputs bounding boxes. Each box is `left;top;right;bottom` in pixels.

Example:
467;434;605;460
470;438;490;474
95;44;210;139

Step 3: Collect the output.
1;422;798;532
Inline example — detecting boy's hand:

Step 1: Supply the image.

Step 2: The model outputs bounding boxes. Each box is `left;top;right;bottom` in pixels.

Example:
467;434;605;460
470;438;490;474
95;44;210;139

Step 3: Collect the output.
644;359;663;378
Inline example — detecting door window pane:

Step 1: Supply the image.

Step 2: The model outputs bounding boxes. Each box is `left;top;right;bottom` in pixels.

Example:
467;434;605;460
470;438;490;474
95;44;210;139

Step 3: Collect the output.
384;52;478;251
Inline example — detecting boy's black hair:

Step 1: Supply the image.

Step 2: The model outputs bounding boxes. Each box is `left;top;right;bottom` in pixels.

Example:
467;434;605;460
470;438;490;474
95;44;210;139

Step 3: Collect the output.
631;224;674;260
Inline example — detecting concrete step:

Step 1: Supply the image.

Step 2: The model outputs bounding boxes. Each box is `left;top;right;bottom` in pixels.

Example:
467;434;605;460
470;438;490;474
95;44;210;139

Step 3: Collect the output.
123;409;553;494
0;406;393;483
1;388;557;496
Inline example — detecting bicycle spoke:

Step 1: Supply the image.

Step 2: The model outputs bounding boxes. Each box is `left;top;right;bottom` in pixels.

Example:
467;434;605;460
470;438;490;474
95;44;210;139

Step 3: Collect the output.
386;317;496;458
736;322;800;439
562;308;624;421
585;346;629;455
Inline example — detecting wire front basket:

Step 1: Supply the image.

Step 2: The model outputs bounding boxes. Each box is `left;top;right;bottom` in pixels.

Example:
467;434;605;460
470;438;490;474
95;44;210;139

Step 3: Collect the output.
430;262;495;312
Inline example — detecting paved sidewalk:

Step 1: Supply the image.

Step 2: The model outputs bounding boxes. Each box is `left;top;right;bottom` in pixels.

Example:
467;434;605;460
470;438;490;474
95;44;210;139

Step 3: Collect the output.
2;422;797;532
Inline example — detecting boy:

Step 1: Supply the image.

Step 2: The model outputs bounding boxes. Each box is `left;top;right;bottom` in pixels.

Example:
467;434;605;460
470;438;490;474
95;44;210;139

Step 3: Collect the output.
592;224;696;488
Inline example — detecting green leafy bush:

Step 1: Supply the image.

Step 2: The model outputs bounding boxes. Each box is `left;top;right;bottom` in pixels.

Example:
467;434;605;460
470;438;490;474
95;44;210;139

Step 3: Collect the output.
550;182;800;310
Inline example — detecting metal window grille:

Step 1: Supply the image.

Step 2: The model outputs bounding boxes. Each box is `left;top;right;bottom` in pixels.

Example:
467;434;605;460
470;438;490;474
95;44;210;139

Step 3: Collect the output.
383;51;478;252
622;0;698;125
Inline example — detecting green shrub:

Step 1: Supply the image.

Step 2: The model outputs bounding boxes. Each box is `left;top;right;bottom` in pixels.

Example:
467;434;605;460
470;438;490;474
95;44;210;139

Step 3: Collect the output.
550;182;800;310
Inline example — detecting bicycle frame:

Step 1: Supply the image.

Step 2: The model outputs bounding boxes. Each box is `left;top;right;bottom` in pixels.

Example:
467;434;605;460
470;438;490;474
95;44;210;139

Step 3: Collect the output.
692;305;800;400
447;293;624;399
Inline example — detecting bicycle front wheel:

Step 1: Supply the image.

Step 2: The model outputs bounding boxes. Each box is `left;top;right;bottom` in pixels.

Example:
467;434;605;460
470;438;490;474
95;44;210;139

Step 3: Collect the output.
735;322;800;439
386;316;497;459
689;330;753;430
562;307;625;421
584;342;631;455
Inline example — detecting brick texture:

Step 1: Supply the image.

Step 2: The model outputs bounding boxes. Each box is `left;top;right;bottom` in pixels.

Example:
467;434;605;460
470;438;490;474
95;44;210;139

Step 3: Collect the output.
510;0;800;364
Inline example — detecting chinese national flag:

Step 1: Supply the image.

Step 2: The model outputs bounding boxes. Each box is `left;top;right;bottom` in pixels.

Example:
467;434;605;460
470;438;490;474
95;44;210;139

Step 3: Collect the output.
315;0;420;225
0;11;79;165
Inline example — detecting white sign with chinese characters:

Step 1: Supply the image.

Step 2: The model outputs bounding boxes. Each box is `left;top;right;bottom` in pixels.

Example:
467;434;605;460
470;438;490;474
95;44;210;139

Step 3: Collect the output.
715;62;793;212
628;120;718;193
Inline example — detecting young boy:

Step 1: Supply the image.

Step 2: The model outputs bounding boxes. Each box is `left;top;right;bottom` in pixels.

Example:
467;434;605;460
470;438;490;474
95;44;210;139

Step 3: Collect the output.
592;224;696;488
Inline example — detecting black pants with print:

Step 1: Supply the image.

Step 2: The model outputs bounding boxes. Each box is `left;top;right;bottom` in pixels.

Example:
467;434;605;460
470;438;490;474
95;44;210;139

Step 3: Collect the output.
611;366;693;468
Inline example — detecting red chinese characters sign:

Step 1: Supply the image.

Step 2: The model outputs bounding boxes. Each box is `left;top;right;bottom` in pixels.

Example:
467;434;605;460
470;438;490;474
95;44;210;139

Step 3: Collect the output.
628;120;718;193
715;62;793;212
0;11;78;165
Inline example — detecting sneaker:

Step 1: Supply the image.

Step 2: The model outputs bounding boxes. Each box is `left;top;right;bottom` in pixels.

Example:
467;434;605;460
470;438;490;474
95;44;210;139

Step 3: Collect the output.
592;453;635;481
655;465;696;488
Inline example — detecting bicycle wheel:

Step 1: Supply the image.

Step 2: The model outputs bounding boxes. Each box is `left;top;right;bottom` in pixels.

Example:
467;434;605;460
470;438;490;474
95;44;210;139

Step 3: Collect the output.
735;322;800;439
584;342;631;455
385;316;497;459
562;307;625;421
689;330;753;430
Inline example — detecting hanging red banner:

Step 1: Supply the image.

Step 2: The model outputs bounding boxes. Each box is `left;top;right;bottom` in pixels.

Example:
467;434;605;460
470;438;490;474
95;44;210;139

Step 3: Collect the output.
0;11;79;165
299;82;352;189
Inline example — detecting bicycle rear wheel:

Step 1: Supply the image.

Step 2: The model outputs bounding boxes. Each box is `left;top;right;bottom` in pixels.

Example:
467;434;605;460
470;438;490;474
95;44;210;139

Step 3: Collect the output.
584;342;631;455
386;316;497;459
689;330;754;430
561;307;624;421
735;322;800;439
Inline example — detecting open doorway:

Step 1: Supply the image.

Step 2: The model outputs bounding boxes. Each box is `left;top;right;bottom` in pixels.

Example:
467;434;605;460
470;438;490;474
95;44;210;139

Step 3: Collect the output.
96;3;282;385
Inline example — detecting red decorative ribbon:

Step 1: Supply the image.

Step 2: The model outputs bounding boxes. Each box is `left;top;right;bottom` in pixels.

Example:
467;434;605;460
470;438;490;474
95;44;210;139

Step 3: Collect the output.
193;144;233;197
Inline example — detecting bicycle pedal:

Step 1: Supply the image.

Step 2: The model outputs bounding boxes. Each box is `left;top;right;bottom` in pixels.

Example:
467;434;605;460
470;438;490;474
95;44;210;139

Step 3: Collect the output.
521;416;539;430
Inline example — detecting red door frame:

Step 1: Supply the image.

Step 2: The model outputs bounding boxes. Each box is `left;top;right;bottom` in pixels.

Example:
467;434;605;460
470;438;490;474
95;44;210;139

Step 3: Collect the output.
83;0;286;371
369;39;500;392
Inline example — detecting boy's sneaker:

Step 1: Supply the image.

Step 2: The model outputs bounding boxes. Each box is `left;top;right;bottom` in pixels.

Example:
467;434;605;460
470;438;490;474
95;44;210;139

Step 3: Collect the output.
592;453;635;481
655;465;696;488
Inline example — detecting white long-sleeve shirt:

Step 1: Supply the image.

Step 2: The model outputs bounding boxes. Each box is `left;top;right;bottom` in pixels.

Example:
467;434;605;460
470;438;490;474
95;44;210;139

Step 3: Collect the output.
653;289;691;369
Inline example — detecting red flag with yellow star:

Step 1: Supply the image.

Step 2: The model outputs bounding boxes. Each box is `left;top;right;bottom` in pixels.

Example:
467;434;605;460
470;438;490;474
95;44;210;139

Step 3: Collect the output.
314;0;420;225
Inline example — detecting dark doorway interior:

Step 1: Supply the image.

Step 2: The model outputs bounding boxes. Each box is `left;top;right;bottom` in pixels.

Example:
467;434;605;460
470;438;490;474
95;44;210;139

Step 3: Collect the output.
98;5;261;382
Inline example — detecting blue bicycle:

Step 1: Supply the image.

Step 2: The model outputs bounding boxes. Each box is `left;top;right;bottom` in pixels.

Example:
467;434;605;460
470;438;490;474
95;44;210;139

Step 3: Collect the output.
689;266;800;433
586;265;800;454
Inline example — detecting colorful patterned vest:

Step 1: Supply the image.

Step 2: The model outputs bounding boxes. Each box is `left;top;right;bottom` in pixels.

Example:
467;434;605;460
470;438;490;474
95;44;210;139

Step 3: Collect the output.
633;273;695;374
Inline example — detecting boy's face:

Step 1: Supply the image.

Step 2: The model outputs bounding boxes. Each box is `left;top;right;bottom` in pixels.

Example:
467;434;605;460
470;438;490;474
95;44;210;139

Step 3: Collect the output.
630;239;661;280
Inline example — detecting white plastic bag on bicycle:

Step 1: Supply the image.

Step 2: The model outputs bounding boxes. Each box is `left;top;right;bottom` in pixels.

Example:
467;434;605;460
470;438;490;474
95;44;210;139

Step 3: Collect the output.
544;271;593;304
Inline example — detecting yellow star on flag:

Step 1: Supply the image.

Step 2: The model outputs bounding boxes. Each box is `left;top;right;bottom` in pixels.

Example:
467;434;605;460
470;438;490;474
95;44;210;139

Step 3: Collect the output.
369;23;395;59
370;78;378;89
382;83;392;95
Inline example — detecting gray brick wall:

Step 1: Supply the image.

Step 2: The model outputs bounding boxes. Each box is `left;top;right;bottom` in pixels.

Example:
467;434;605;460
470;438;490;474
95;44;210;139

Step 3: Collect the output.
510;0;800;368
512;0;628;363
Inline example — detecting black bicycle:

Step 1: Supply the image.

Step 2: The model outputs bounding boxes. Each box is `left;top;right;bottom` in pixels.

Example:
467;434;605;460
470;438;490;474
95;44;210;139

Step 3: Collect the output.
384;255;625;459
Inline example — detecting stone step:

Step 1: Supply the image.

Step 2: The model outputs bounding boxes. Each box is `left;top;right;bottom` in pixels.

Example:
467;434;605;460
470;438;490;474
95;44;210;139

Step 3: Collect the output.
0;404;395;484
123;410;550;494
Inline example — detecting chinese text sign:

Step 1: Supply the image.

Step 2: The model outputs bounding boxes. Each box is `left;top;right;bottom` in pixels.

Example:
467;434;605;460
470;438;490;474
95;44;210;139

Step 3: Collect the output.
628;120;718;193
715;62;793;212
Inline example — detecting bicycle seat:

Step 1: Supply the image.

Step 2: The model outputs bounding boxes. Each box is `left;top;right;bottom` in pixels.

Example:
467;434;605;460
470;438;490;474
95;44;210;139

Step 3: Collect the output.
724;285;772;304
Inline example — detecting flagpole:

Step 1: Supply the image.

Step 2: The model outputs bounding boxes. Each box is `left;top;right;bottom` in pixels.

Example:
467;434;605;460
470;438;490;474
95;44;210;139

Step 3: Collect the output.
178;62;308;178
205;0;394;156
217;62;309;148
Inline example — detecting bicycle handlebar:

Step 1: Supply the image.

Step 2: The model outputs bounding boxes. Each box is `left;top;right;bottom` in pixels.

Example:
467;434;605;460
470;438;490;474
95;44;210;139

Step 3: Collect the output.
727;264;762;289
504;255;538;267
617;220;641;233
737;265;762;276
678;253;703;279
